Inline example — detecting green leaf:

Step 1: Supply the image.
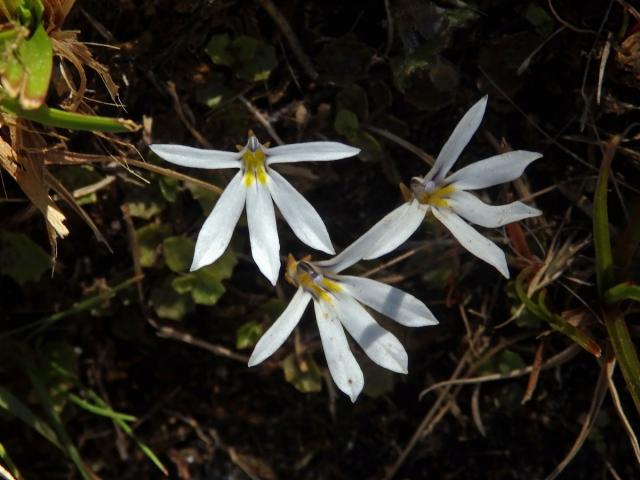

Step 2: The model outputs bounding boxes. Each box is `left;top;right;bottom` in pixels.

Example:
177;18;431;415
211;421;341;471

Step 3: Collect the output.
0;441;22;480
603;307;640;415
67;393;136;422
124;186;166;220
163;236;195;273
0;386;61;449
515;269;602;357
336;84;369;121
0;230;49;284
282;353;322;393
150;284;194;321
604;283;640;304
136;223;171;268
170;248;236;305
236;321;264;350
230;35;257;62
17;23;52;109
24;364;92;479
205;33;233;66
593;138;617;295
524;2;554;37
334;109;359;139
235;45;277;82
158;176;179;202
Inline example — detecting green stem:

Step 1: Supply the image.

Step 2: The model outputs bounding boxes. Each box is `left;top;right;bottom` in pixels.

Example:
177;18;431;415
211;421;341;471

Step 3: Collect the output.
1;98;139;132
604;307;640;415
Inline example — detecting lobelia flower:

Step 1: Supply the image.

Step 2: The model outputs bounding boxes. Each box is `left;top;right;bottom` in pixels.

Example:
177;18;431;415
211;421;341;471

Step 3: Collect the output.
248;238;439;402
150;134;360;285
349;95;542;278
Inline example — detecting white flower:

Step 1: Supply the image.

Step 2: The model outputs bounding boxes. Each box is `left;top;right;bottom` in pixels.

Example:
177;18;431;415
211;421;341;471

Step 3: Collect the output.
150;135;360;285
348;96;542;279
248;240;439;402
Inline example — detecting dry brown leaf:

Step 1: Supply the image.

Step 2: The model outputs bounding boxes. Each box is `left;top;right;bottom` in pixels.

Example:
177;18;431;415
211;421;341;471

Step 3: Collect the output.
0;134;68;239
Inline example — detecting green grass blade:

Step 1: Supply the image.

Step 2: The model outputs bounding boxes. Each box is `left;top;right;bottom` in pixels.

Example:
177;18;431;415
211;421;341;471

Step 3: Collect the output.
603;307;640;415
0;441;23;480
85;391;168;476
593;137;618;295
604;283;640;304
67;393;137;422
24;366;93;480
0;97;139;132
516;270;601;357
0;386;61;449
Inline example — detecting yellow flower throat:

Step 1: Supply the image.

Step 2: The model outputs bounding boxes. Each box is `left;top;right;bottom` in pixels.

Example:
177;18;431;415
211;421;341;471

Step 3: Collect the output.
286;255;343;303
411;181;456;208
242;149;268;186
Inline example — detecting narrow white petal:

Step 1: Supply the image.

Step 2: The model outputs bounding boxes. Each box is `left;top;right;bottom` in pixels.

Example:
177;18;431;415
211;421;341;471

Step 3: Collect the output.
363;200;426;260
150;144;241;169
267;170;334;254
191;171;246;271
266;141;360;164
317;200;425;274
313;300;364;402
431;207;510;278
446;150;541;190
248;288;312;366
246;178;280;285
448;191;541;228
337;275;438;327
424;96;488;183
333;294;408;374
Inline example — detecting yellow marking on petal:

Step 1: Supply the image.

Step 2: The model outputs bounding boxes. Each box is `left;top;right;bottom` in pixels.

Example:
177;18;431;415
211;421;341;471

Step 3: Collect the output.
320;277;343;293
417;184;456;208
243;172;255;186
256;166;268;184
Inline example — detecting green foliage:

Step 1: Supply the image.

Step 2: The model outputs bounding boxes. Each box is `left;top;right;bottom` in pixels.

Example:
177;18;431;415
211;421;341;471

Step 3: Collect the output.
163;235;194;273
136;223;171;268
124;186;166;220
171;249;237;306
0;230;49;284
282;353;322;393
205;34;277;82
236;321;264;350
150;282;194;321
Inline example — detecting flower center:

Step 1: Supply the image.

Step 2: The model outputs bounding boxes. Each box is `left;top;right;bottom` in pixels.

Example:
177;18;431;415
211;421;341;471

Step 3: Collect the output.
241;138;268;186
285;255;342;303
410;177;455;208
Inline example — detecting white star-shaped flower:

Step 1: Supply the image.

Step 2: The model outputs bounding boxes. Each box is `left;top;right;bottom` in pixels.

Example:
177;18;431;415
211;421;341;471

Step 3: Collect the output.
150;135;360;284
248;237;438;402
347;96;542;278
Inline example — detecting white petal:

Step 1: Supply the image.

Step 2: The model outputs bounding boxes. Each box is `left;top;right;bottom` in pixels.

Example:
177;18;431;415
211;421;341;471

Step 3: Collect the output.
317;200;426;274
246;177;280;285
313;300;364;402
191;171;246;271
267;170;335;254
431;206;510;278
337;275;438;327
363;200;426;260
150;144;241;169
248;288;312;366
424;96;488;183
332;294;408;374
446;150;541;190
448;190;541;228
266;141;360;164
